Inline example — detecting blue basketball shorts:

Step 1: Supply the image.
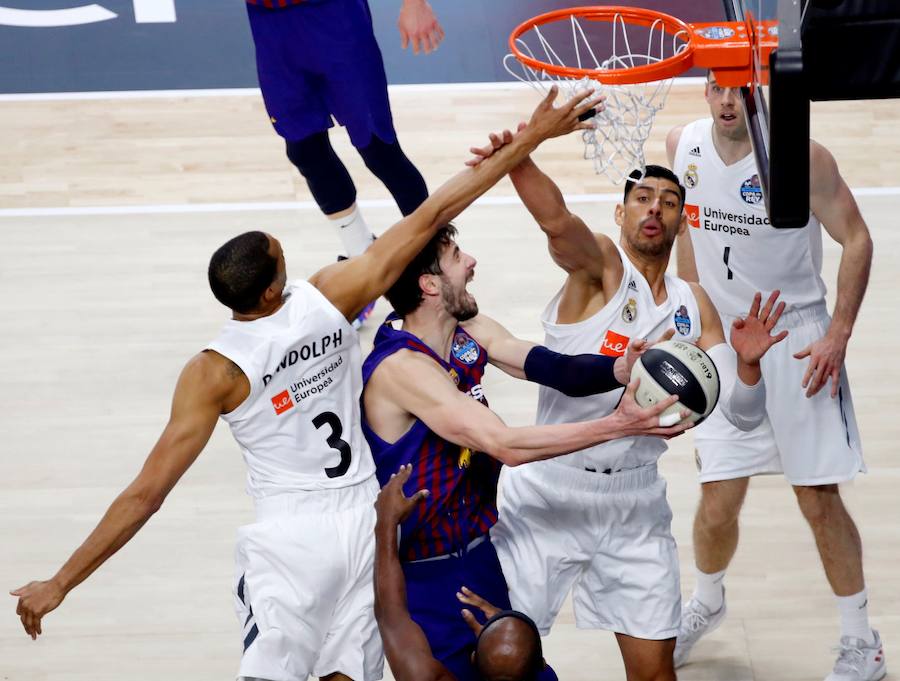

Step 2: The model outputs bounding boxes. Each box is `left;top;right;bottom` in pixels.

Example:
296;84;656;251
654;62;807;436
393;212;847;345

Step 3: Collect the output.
246;0;397;147
402;536;558;681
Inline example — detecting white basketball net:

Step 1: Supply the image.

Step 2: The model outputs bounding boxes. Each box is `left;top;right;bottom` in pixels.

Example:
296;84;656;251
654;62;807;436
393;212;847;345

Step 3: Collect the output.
505;13;689;184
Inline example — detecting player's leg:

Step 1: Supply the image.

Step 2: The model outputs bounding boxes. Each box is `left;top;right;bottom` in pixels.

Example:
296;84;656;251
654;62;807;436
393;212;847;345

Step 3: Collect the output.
356;135;429;217
246;1;377;266
314;481;384;681
574;467;680;678
615;635;676;681
766;309;882;680
317;0;429;218
692;476;750;606
675;369;781;667
490;463;588;636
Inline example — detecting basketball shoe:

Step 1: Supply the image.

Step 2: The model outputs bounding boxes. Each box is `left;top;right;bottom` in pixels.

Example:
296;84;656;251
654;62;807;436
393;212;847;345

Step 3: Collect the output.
825;630;886;681
673;594;727;667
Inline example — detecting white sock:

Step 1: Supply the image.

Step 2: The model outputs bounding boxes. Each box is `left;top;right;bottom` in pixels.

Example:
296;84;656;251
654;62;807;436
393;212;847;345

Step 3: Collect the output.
330;205;375;257
692;567;726;613
837;588;875;644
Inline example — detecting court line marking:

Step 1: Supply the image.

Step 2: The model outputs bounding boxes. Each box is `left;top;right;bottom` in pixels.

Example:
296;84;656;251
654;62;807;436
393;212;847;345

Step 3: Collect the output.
1;187;897;218
0;77;708;102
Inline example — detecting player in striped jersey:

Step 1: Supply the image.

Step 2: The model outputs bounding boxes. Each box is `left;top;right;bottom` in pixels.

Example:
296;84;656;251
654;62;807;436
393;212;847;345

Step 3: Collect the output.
245;0;442;326
360;223;701;681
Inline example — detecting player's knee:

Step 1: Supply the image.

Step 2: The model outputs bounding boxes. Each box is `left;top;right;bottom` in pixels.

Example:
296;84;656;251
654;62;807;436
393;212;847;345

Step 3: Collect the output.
284;133;356;215
356;135;428;215
793;483;842;527
698;482;744;528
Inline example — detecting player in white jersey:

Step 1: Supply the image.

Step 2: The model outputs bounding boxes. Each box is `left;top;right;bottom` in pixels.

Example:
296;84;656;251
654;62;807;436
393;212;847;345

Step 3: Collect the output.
667;72;880;681
9;86;600;681
467;129;789;680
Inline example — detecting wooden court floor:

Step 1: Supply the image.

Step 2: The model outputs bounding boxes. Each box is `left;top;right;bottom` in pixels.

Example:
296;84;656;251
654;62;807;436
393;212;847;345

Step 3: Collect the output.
1;85;898;680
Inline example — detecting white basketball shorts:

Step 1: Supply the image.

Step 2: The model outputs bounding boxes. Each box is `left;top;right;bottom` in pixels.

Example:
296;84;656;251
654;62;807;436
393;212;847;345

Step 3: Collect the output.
695;303;865;486
234;476;383;681
491;460;680;640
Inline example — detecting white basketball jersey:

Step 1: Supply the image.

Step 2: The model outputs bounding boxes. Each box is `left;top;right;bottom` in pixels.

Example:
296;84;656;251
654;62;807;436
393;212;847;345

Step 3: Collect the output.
537;245;702;472
207;280;374;498
672;119;826;318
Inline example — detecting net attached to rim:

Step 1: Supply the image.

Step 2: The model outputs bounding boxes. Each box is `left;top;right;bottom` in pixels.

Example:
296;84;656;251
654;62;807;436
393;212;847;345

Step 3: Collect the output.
505;9;691;184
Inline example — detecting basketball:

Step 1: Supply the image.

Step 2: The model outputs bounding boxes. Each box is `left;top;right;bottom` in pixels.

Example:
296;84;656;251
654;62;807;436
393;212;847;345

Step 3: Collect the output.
630;340;720;425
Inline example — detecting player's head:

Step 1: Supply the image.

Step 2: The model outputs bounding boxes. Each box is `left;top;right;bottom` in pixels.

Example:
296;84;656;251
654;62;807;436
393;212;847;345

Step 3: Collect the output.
385;223;479;321
705;71;748;141
473;610;544;681
616;165;686;258
208;231;287;314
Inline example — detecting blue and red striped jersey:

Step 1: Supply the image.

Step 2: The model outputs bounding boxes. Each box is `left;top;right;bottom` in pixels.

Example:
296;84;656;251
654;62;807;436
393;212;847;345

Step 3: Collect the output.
362;315;501;562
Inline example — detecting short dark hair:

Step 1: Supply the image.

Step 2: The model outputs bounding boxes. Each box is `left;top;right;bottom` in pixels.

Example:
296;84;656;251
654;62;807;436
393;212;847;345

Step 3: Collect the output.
385;224;458;318
474;610;543;681
208;231;278;313
623;164;686;208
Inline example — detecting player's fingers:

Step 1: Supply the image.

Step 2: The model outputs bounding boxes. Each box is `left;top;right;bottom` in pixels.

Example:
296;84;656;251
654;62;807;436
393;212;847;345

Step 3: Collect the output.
747;291;762;320
460;608;483;636
574;93;605;118
766;300;786;331
410;489;429;504
648;394;680;416
434;24;445;47
806;360;828;397
759;289;779;321
732;317;746;331
801;356;816;388
541;84;559;108
830;367;841;399
771;329;788;345
623;377;639;400
502;129;514;144
517;121;528;132
793;344;812;360
400;31;409;50
458;586;489;608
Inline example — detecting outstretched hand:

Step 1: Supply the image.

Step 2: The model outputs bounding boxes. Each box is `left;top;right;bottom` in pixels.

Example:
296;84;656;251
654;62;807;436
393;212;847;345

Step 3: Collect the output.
398;0;444;54
612;378;692;438
374;464;429;526
11;578;65;640
465;86;605;167
457;586;502;636
730;290;788;366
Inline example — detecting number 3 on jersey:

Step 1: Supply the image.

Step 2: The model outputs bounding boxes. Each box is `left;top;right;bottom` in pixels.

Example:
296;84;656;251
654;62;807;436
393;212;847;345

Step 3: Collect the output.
313;411;351;478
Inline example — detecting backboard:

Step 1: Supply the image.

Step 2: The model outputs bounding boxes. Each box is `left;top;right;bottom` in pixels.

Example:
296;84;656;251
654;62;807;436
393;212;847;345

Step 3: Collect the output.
722;0;809;228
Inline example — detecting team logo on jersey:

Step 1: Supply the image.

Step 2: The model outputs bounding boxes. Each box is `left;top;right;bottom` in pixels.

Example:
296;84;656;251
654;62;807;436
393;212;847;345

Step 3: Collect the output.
683;163;699;189
599;329;630;357
689;145;702;157
673;305;692;335
628;279;638;291
621;298;638;323
740;174;764;205
685;204;701;228
271;390;294;415
458;447;473;469
452;333;480;365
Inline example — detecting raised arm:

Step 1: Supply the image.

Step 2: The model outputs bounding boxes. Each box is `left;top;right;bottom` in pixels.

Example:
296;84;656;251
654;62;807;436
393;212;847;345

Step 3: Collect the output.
796;141;873;397
397;0;444;55
10;351;234;639
374;466;455;681
365;350;688;468
665;125;700;282
508;155;620;284
310;87;598;321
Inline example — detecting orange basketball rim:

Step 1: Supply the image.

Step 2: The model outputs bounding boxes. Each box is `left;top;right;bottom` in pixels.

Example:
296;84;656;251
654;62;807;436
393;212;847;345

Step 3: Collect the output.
508;5;777;87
